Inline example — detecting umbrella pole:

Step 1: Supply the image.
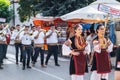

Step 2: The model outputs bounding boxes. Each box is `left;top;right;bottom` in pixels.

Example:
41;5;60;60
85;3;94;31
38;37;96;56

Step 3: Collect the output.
105;13;109;27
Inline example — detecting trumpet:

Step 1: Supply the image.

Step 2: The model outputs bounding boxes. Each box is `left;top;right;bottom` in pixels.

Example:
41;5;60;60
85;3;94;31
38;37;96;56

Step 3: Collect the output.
55;30;61;36
0;25;9;36
16;26;25;36
15;26;25;40
28;31;34;36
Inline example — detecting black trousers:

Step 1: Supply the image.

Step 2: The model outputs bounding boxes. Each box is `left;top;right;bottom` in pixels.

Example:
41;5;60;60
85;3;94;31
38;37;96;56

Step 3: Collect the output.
3;44;8;58
22;45;32;67
45;45;59;65
0;44;4;64
15;43;23;62
31;42;34;62
33;47;44;65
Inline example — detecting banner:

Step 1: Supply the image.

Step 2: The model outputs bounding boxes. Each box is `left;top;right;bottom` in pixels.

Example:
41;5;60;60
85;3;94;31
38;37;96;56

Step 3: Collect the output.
98;4;120;16
0;18;6;22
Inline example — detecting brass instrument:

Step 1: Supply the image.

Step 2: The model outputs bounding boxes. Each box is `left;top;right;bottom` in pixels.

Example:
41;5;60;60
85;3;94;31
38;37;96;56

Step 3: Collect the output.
29;32;33;36
17;26;25;36
15;26;25;43
0;25;9;36
54;30;61;36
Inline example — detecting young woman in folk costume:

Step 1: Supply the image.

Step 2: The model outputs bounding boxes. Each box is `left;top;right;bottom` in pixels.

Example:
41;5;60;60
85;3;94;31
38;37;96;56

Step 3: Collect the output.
63;24;90;80
90;25;113;80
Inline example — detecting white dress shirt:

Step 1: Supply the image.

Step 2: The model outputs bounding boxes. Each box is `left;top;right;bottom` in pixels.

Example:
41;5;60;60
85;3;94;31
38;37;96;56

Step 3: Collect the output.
19;31;33;45
0;29;6;41
33;31;45;44
46;30;58;44
11;30;19;40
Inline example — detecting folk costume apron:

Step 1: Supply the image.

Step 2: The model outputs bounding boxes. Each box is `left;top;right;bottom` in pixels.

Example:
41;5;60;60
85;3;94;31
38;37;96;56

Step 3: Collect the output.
70;36;88;75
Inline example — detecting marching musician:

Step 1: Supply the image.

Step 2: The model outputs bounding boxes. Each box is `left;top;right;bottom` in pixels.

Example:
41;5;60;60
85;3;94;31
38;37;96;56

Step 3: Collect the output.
19;26;33;70
3;23;11;59
30;26;36;62
11;24;23;64
45;24;60;66
63;24;90;80
32;26;46;67
90;25;113;80
0;24;7;69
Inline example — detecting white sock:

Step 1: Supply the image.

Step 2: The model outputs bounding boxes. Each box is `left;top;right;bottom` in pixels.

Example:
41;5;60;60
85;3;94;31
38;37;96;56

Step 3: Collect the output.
101;73;108;80
90;71;101;80
71;75;84;80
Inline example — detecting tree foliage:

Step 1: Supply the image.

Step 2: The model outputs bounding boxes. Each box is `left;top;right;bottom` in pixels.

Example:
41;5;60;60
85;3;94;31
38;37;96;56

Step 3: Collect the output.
18;0;40;22
0;0;13;23
34;0;96;16
18;0;96;22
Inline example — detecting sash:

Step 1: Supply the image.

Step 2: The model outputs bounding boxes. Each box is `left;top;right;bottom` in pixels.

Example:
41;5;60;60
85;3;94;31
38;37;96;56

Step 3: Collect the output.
95;50;111;73
6;34;10;44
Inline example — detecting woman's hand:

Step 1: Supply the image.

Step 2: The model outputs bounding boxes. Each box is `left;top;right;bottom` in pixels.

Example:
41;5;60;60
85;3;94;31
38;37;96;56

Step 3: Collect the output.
71;51;80;56
93;40;99;45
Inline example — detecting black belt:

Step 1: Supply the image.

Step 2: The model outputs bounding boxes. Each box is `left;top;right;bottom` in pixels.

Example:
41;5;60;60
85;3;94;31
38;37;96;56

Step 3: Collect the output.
73;49;84;52
23;45;31;46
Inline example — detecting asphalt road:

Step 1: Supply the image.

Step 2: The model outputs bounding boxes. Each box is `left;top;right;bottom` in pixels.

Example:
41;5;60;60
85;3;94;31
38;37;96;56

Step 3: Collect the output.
0;45;116;80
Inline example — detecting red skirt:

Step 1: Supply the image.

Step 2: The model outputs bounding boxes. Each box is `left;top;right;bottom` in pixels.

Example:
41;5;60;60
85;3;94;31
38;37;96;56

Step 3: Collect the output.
73;51;86;75
95;50;111;73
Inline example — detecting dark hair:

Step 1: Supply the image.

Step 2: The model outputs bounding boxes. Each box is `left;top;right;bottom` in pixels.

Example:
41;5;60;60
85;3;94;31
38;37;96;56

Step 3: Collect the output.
74;24;81;30
25;26;29;28
96;24;103;33
16;24;20;26
49;24;54;27
90;30;95;34
31;26;35;29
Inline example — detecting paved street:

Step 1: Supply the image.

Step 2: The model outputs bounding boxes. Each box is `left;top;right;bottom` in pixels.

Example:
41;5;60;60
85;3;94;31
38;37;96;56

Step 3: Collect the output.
0;45;116;80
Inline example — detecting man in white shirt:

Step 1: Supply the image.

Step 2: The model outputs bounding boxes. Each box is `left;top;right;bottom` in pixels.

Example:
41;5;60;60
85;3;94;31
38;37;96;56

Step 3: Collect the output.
3;23;11;59
45;24;60;66
32;26;46;67
30;26;36;62
11;24;23;64
19;26;33;70
0;24;7;69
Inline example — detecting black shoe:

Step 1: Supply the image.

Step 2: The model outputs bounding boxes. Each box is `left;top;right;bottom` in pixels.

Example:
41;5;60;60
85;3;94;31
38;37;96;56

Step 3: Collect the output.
41;65;46;68
20;60;23;63
27;66;31;69
22;67;25;70
16;62;18;65
45;62;48;65
55;64;60;66
4;57;8;59
101;79;106;80
0;66;3;69
32;62;35;67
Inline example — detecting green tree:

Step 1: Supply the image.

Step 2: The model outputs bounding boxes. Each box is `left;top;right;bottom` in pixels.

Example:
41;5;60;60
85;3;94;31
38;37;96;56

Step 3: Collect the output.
18;0;96;22
18;0;40;22
0;0;13;23
34;0;96;16
117;0;120;2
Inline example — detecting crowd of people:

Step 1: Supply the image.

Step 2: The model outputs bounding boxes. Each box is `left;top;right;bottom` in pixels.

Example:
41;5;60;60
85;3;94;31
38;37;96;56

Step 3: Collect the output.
63;24;120;80
0;23;120;80
0;23;61;70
